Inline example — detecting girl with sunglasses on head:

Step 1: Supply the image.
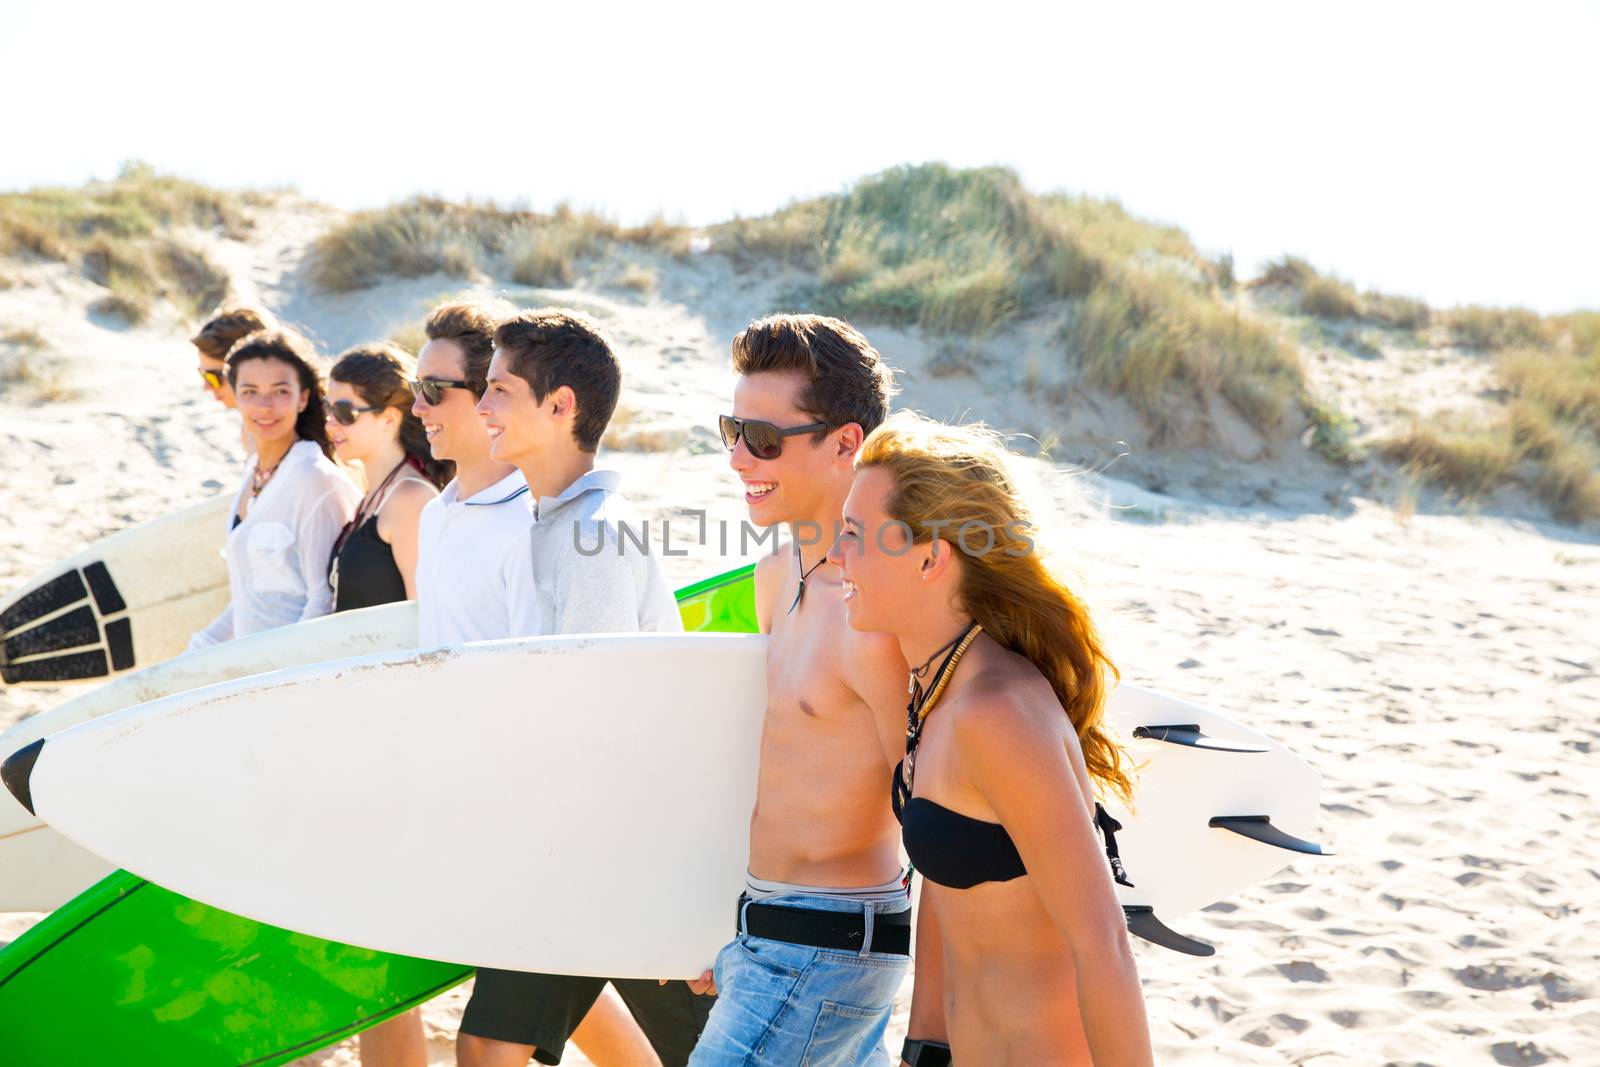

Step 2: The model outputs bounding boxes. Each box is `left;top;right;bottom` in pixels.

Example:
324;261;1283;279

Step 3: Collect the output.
828;413;1153;1067
187;329;360;652
191;304;275;454
325;343;449;613
190;305;274;410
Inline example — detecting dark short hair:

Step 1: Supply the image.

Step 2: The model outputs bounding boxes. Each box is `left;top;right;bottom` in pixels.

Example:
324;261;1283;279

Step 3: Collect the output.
730;314;896;438
493;309;620;453
192;305;273;360
424;301;502;394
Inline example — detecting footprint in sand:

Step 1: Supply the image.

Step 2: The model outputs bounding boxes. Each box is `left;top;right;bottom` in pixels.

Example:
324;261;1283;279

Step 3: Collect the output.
1491;1040;1551;1066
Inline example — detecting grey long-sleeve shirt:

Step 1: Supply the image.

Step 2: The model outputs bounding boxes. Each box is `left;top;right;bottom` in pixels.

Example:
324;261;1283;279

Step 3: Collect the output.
506;468;682;638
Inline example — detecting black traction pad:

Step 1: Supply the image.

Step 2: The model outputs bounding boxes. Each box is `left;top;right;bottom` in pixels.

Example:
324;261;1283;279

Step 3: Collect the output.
106;617;135;671
0;648;109;685
0;570;89;635
83;561;127;616
2;605;100;663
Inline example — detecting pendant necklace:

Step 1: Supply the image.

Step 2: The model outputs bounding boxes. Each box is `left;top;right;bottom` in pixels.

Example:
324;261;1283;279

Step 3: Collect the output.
251;459;281;498
787;541;829;614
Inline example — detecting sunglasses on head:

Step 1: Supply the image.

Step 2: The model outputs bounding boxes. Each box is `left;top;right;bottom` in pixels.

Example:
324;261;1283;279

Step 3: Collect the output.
323;398;381;426
718;415;829;460
198;368;226;390
409;377;482;406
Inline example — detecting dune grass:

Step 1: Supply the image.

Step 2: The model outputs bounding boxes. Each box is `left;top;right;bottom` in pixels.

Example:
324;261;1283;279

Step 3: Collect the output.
1380;421;1522;499
1362;292;1431;330
1068;268;1301;429
715;164;1300;431
1379;313;1600;521
9;163;1589;511
310;164;1302;432
718;164;1205;333
1256;255;1431;331
0;328;75;401
309;199;686;292
0;162;239;320
1446;305;1552;350
614;262;657;294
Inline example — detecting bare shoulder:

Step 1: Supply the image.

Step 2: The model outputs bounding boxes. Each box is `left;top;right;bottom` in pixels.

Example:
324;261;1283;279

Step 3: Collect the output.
378;479;436;530
842;625;908;679
949;655;1073;764
752;550;790;633
388;479;438;511
380;479;438;521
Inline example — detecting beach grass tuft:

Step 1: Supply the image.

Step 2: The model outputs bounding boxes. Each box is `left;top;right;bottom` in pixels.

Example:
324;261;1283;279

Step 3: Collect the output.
0;328;77;400
310;199;686;292
0;162;240;321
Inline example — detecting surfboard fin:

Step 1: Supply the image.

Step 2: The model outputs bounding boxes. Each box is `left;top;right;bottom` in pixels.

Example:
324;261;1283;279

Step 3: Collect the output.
1132;723;1269;753
2;737;43;815
1122;905;1214;956
1209;815;1333;856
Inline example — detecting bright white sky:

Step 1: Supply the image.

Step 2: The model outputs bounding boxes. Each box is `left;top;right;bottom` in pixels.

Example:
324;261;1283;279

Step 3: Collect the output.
4;1;1594;312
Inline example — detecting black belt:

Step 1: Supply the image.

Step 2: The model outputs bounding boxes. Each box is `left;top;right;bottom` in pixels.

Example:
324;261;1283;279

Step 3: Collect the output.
739;897;912;955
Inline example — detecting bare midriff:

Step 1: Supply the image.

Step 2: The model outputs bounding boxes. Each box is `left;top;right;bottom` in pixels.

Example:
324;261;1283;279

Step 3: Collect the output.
747;568;904;889
931;876;1093;1064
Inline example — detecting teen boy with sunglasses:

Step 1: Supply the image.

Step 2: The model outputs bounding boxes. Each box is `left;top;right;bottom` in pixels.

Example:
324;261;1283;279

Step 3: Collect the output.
456;307;713;1067
686;314;919;1067
408;302;532;645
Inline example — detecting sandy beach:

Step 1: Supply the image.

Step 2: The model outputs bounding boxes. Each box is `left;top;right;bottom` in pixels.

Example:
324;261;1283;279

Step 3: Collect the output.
2;200;1597;1065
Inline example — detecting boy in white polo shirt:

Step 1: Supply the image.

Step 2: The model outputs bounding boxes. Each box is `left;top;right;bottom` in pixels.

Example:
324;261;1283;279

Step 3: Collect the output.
410;302;530;646
457;308;709;1067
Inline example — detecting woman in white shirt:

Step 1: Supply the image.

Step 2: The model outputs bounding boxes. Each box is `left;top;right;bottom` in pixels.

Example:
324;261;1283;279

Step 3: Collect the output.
188;329;359;651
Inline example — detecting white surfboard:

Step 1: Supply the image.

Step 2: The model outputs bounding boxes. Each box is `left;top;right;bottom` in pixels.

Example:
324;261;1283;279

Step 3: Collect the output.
1104;688;1330;955
7;633;1326;970
9;633;769;978
0;494;232;688
0;601;417;911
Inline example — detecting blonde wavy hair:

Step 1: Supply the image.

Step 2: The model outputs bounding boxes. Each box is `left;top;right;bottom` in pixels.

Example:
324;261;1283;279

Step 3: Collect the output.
856;412;1134;804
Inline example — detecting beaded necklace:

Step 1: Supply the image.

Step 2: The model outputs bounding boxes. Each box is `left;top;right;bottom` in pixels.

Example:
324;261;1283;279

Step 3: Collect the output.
896;621;983;807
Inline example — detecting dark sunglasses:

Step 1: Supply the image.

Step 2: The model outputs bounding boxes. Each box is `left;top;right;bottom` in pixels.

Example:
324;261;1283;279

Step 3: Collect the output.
198;367;226;390
718;415;829;460
409;377;483;406
323;398;381;426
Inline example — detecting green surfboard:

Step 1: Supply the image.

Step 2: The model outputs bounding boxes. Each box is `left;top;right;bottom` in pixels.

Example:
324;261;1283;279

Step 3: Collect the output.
0;564;758;1065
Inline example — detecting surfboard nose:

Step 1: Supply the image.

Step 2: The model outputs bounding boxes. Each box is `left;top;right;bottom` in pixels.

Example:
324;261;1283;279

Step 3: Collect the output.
2;737;42;815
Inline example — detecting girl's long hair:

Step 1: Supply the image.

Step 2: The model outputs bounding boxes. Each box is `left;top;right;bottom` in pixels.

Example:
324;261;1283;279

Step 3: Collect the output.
329;342;452;488
856;412;1134;804
226;328;334;459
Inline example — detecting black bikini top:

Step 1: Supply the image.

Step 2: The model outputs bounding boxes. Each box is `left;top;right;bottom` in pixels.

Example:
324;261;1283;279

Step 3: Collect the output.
892;621;1133;891
893;762;1134;891
893;760;1026;889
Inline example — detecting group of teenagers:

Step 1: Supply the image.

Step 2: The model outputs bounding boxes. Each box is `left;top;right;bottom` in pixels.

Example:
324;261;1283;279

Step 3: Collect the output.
185;300;1155;1067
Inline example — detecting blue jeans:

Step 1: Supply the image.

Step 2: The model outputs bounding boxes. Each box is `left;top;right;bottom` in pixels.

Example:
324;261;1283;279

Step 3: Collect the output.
687;894;911;1067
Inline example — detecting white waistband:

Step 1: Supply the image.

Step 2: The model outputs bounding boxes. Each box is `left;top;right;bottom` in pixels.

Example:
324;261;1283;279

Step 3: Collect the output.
744;869;910;904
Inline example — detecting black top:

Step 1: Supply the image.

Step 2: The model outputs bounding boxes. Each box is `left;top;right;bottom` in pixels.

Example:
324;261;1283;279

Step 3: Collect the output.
331;514;407;612
893;759;1027;889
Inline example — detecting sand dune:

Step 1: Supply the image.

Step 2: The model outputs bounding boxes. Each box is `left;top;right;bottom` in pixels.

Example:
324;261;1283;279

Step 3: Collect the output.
1;203;1596;1065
